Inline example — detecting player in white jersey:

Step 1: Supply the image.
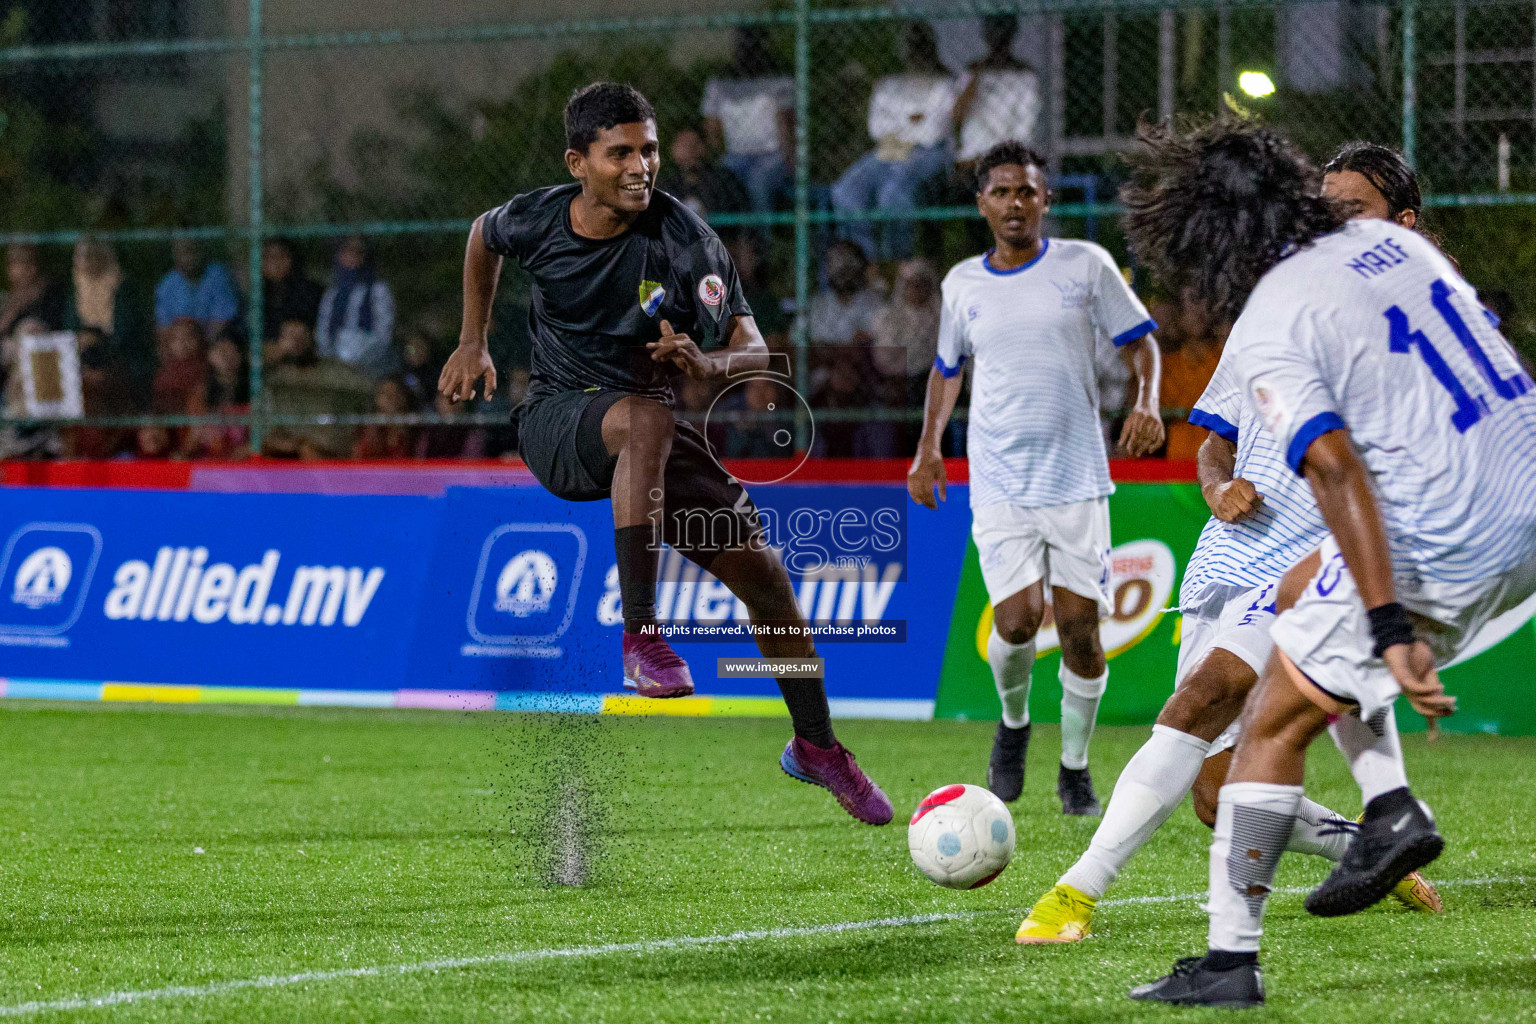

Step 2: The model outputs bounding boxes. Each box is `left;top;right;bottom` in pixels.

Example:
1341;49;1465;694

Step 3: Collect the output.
907;141;1165;815
1014;340;1443;942
1018;138;1448;945
1123;118;1536;1009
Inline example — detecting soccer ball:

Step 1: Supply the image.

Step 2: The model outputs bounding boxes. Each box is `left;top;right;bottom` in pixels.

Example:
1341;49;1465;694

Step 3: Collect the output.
908;783;1016;889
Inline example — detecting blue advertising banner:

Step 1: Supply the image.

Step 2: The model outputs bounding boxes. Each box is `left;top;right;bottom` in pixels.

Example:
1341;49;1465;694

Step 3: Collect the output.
0;483;970;712
0;489;437;689
409;485;967;705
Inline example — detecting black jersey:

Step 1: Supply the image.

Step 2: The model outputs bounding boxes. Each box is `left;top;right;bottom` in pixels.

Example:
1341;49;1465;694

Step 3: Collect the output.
481;183;751;405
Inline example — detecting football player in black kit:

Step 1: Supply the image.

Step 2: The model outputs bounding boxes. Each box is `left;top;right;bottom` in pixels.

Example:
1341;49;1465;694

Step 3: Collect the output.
438;83;892;825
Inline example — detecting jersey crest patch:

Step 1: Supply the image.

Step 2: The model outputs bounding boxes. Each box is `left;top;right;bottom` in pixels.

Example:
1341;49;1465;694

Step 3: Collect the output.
698;274;725;307
1251;378;1290;435
1051;280;1091;308
638;280;667;317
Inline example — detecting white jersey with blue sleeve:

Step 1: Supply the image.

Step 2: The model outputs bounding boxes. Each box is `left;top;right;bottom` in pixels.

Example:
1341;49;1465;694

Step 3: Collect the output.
936;238;1157;509
1226;219;1536;584
1178;346;1328;608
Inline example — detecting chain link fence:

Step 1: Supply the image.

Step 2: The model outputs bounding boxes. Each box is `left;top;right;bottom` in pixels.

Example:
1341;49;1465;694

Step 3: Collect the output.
0;0;1533;461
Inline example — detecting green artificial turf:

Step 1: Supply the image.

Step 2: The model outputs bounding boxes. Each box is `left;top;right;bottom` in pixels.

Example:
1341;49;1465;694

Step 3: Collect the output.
0;701;1533;1021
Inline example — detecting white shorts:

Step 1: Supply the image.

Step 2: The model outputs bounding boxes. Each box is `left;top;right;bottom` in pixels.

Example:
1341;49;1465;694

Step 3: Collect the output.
1176;582;1279;757
1272;536;1536;722
971;497;1112;611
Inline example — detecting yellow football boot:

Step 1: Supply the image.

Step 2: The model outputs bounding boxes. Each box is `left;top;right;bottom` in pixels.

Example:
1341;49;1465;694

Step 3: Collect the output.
1016;883;1097;944
1390;870;1444;913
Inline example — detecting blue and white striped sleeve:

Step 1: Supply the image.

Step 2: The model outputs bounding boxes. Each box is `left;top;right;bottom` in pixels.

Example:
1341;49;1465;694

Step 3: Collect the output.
933;284;969;378
1234;328;1343;475
1090;248;1157;348
1188;347;1241;444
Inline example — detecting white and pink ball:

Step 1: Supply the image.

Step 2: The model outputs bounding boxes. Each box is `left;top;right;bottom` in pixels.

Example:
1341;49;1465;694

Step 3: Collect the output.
907;783;1016;889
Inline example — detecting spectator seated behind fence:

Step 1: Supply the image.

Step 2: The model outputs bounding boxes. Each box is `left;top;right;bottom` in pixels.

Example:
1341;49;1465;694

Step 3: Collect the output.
808;240;885;351
656;126;749;220
417;390;486;459
260;317;376;460
261;237;323;341
66;238;150;459
68;237;154;403
871;257;940;405
0;244;66;346
134;424;172;460
702;25;796;216
725;235;788;348
397;327;441;408
0;244;69;456
195;329;250;459
832;22;961;261
352;377;419;460
155;238;239;350
953;16;1040;173
812;349;900;458
151;317;209;458
68;326;137;460
317;234;397;379
0;314;59;459
724;376;786;458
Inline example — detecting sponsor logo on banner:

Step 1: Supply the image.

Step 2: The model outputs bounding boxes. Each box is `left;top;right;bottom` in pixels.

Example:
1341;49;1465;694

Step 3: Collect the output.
0;523;102;643
464;524;586;657
13;547;71;608
494;550;559;617
974;538;1176;661
596;547;905;630
100;548;386;628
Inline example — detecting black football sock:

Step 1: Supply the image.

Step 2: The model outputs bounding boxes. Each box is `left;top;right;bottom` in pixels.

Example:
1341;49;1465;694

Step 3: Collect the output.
1362;785;1415;822
614;524;659;633
1202;950;1259;970
778;674;836;749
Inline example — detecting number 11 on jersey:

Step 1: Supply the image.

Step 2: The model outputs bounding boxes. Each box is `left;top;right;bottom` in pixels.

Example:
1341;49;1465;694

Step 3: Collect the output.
1385;279;1532;433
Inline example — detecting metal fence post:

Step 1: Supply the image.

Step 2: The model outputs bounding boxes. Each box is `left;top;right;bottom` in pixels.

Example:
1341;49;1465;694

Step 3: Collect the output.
246;0;266;454
1158;9;1175;121
1403;0;1418;168
1216;5;1231;111
793;0;810;445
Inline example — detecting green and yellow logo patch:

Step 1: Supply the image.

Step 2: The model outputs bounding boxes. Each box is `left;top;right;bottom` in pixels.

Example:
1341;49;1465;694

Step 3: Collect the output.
638;280;667;317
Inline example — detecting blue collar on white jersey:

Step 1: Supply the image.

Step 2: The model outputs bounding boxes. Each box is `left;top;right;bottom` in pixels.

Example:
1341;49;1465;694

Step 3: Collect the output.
983;238;1049;276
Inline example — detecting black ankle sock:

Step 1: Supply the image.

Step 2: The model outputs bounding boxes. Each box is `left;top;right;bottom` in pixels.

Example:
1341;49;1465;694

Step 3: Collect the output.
1203;950;1259;971
614;524;659;633
778;677;836;749
1364;786;1415;821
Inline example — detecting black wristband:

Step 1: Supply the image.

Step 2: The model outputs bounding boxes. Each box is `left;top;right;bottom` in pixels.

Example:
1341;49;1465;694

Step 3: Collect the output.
1367;602;1415;658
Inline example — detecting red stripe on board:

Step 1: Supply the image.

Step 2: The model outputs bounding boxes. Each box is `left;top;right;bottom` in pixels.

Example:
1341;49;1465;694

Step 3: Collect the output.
0;457;1199;491
1;460;194;489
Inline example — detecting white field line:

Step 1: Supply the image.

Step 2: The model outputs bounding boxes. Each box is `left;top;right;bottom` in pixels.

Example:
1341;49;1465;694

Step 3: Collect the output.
0;875;1527;1018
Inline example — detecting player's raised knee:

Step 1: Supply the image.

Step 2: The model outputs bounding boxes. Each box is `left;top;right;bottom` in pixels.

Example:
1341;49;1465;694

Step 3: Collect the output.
605;396;675;454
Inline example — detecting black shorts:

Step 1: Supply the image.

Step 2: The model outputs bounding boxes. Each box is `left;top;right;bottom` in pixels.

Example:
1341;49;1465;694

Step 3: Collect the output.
515;388;763;561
